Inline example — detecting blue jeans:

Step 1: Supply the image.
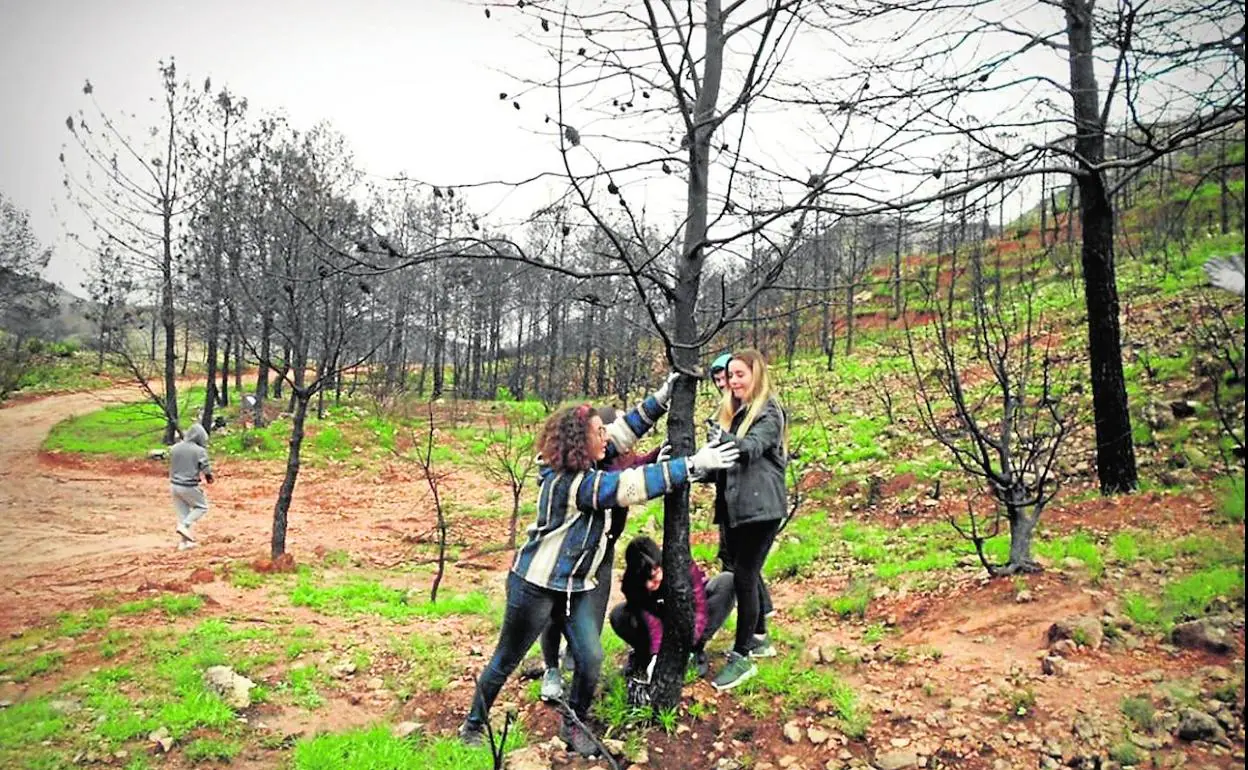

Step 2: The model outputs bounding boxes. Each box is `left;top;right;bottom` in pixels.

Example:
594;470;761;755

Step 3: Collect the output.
541;539;615;669
467;571;604;724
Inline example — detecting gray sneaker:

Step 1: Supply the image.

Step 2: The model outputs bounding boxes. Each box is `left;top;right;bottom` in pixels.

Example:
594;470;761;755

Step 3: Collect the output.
176;524;193;542
457;720;485;746
711;651;757;691
749;634;778;658
540;667;564;702
559;717;600;757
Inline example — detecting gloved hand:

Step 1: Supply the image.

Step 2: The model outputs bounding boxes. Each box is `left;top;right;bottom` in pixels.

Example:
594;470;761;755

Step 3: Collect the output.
688;441;739;474
655;443;672;463
652;372;681;408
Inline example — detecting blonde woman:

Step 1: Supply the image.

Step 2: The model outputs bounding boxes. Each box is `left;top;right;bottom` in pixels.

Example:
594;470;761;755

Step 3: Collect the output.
708;348;788;691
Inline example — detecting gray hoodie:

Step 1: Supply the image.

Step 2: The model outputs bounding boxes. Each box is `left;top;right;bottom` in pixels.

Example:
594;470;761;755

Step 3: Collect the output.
170;424;212;487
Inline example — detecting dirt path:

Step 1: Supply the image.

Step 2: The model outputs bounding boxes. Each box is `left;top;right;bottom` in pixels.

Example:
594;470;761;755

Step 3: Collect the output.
0;384;510;633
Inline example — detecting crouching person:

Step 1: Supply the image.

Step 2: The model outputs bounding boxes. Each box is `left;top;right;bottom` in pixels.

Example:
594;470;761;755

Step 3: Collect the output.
609;536;735;704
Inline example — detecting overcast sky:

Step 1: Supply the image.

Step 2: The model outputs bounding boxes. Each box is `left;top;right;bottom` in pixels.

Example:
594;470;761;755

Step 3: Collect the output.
0;0;561;293
1;0;1235;295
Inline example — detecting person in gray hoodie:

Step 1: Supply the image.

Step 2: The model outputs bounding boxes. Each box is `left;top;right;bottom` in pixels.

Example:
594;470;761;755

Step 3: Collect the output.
170;424;214;550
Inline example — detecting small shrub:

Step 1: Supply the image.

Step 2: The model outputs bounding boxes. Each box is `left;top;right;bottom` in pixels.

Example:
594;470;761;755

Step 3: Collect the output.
1216;475;1245;524
1109;741;1141;766
184;738;242;763
830;582;872;619
1121;695;1155;732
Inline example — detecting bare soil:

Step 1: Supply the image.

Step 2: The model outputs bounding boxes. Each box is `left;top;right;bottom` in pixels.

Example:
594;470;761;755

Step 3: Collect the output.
0;386;1243;770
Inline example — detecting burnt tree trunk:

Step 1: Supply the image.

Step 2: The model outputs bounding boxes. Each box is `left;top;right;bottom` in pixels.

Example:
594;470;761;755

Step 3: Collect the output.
271;389;310;558
1065;0;1138;494
652;0;726;712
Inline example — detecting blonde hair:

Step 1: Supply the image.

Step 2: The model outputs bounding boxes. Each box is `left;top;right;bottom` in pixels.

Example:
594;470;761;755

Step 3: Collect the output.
717;349;785;449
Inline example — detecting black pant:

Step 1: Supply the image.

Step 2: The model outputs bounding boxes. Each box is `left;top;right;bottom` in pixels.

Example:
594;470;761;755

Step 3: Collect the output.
608;572;736;670
541;538;615;669
718;520;774;633
724;519;780;654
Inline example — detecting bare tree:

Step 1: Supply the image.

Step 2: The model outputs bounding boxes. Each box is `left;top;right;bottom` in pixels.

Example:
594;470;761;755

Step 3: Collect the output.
905;263;1074;575
62;61;206;443
803;0;1244;494
0;193;55;400
479;410;539;550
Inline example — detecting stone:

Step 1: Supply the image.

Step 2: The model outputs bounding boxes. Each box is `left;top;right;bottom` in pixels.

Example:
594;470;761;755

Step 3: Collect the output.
367;677;385;690
48;699;81;715
507;745;552;770
148;727;174;753
1015;590;1034;603
331;662;358;679
147;448;168;461
873;750;920;770
808;726;831;745
1171;619;1232;655
392;721;422;739
784;721;804;743
203;666;255;709
1169;400;1198;419
1177;708;1226;742
188;568;215;584
1041;656;1067;676
1046;616;1103;650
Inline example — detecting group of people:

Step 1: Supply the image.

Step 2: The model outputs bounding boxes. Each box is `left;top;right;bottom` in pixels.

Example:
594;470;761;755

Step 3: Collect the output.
459;348;788;757
161;348;788;760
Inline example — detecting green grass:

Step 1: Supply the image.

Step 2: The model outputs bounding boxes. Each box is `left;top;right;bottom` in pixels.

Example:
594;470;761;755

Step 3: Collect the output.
1111;532;1140;563
1122;565;1244;630
1216;475;1245;523
737;654;869;736
830;581;872;619
286;665;327;710
767;511;831;579
1109;741;1142;766
11;347;131;398
396;634;456;696
43;388;207;457
184;737;242;763
292;723;525;770
1121;695;1156;732
290;575;496;622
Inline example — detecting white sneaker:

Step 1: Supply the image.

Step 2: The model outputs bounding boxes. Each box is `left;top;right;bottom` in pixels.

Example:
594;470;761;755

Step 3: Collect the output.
176;524;193;542
177;540;200;551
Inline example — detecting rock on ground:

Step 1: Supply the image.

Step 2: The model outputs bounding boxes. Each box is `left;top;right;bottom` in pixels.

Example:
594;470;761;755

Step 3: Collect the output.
203;666;255;709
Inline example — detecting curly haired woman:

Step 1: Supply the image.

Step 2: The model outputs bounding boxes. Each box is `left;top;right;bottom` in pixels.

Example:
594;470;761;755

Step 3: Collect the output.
459;374;739;757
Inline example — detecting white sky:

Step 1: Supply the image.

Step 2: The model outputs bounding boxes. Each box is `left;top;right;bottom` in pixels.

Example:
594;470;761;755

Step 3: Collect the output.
1;0;559;293
1;0;1236;295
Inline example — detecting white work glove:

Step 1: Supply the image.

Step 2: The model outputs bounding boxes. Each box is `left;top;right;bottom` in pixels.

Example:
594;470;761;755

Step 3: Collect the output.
688;441;739;474
652;372;681;408
655;443;672;463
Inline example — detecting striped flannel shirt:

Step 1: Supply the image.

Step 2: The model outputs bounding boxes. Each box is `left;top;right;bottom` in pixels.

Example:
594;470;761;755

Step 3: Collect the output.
512;395;690;593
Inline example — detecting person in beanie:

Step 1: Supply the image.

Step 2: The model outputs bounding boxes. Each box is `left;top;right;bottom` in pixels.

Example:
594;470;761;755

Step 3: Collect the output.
169;424;213;550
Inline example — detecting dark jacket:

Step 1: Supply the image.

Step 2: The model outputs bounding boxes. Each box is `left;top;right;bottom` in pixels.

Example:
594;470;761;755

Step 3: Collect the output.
713;397;787;528
623;562;711;656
